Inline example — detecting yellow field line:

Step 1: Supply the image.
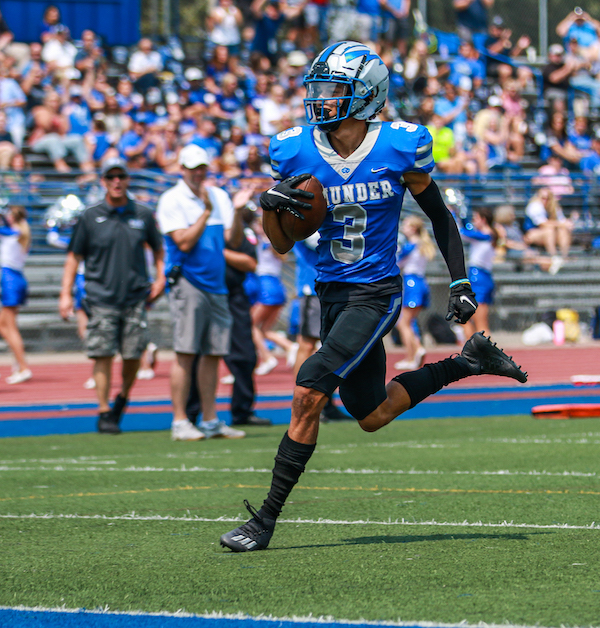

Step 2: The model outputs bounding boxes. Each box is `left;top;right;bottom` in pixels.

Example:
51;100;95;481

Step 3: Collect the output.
2;482;600;503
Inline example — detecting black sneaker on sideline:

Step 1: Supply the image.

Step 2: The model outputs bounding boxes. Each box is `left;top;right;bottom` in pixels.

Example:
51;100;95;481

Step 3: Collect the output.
233;415;272;426
97;411;121;435
320;403;351;422
220;500;276;552
112;393;128;421
461;332;528;383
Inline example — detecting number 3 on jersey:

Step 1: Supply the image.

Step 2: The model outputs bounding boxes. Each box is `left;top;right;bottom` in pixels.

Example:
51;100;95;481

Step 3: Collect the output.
330;203;367;264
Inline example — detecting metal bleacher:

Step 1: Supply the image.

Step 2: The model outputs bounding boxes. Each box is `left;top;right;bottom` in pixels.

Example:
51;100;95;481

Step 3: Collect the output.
4;167;600;353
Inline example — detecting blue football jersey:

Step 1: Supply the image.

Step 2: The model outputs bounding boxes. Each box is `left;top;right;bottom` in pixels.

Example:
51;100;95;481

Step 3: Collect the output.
269;121;434;284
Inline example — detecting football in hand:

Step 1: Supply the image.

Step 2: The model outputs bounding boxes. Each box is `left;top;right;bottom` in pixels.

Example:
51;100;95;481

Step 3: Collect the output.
278;175;328;242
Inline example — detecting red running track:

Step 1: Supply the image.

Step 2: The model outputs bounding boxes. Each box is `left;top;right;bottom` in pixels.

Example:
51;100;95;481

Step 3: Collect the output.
0;343;597;407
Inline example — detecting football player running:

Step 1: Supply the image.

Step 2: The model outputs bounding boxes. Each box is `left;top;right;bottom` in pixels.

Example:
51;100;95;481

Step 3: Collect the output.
221;41;527;552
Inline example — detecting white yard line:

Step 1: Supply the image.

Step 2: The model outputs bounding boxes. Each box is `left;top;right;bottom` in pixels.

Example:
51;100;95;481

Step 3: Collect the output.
0;512;598;530
0;465;597;477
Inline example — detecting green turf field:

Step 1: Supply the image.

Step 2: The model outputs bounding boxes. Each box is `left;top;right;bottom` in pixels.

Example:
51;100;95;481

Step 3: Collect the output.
1;415;600;626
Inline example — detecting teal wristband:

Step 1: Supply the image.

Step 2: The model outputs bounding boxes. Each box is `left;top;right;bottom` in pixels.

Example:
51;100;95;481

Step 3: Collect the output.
449;279;471;288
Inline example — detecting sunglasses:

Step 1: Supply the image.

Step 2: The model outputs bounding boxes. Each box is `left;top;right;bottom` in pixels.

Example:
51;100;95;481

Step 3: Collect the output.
104;173;128;180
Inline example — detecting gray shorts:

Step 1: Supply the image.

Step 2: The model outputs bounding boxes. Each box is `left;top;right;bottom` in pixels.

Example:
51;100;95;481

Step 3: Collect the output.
168;276;232;355
86;300;149;360
299;295;322;340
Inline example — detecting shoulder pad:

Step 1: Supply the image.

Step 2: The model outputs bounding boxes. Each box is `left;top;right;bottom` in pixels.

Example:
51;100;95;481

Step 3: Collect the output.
269;126;306;179
389;119;427;150
388;121;434;173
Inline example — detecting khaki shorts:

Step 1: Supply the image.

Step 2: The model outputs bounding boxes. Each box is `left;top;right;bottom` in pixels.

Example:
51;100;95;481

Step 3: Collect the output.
168;276;232;355
86;300;149;360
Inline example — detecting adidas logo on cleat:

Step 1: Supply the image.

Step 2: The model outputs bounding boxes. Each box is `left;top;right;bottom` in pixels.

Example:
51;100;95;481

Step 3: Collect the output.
220;500;276;552
231;534;258;550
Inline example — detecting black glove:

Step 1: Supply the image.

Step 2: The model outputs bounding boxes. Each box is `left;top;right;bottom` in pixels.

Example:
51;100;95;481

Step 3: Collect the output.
445;281;478;325
260;173;314;220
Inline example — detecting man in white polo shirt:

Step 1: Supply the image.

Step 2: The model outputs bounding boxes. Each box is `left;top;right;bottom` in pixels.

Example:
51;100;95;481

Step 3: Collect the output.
157;144;247;441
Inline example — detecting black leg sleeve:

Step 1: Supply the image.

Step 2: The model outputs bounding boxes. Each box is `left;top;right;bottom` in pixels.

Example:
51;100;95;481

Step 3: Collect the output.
259;431;316;520
392;356;472;408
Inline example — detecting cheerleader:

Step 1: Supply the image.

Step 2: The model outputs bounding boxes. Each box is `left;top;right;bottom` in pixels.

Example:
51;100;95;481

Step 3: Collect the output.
394;215;435;371
0;206;32;384
251;217;296;375
460;207;497;337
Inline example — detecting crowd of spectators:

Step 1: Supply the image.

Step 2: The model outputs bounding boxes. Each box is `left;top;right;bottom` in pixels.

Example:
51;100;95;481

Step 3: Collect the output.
0;1;596;277
0;1;599;191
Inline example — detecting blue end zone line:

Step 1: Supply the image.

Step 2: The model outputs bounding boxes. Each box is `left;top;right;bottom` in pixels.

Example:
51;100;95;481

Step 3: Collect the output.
0;385;598;438
0;608;557;628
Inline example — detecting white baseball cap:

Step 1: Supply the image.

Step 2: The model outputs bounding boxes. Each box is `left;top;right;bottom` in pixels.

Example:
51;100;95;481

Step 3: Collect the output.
549;44;564;56
179;144;210;169
184;67;204;81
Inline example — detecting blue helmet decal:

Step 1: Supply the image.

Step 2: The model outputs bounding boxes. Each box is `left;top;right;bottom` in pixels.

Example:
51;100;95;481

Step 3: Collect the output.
343;49;382;65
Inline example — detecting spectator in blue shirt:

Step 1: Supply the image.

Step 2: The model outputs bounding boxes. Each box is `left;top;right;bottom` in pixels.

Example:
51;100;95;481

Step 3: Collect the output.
210;72;246;130
189;116;222;162
39;4;64;44
19;43;48;81
568;115;593;154
86;116;116;164
63;85;92;136
205;45;234;93
115;77;141;115
453;0;494;40
380;0;411;57
75;29;106;75
118;117;150;164
184;67;213;112
249;0;304;65
448;40;486;90
557;8;600;63
356;0;382;43
434;81;469;133
0;66;26;149
580;132;600;175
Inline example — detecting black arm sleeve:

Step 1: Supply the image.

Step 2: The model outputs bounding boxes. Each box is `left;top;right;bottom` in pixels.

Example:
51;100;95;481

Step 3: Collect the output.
412;179;467;283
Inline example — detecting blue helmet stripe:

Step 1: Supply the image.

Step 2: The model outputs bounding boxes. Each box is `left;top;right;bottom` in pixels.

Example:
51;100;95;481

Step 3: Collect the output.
319;42;341;62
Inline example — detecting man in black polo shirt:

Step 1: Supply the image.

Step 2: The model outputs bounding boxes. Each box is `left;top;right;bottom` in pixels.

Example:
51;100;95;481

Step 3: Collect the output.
59;158;165;434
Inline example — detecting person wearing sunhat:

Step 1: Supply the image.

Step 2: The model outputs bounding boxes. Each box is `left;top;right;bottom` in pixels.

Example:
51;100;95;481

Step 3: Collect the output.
59;157;165;434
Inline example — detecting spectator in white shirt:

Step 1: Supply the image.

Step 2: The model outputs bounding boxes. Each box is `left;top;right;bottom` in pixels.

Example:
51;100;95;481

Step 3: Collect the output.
259;84;291;136
523;187;574;265
41;25;77;78
128;38;163;95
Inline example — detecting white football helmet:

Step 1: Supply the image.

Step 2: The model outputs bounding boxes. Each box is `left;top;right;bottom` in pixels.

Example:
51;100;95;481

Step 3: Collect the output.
303;41;389;131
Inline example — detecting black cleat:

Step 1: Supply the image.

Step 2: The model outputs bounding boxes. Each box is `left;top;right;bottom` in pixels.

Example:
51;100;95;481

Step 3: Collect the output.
461;332;528;383
220;500;276;552
97;411;121;434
